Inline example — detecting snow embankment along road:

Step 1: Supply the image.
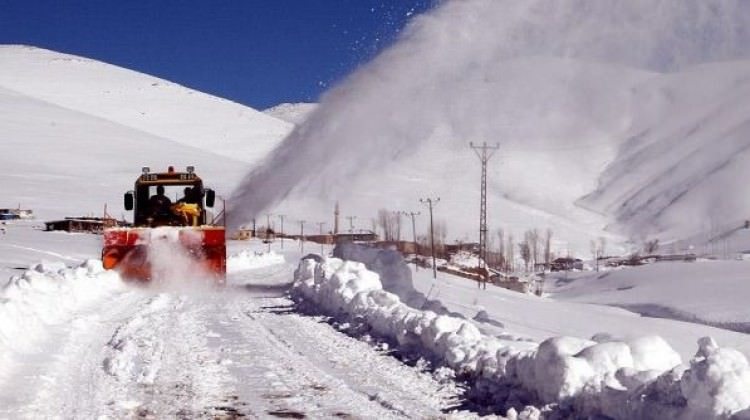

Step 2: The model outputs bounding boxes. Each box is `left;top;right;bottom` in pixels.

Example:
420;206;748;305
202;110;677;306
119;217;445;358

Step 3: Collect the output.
0;239;461;418
293;250;750;419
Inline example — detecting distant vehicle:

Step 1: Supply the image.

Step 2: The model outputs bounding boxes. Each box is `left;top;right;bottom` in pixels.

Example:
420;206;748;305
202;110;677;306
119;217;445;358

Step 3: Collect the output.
101;166;225;282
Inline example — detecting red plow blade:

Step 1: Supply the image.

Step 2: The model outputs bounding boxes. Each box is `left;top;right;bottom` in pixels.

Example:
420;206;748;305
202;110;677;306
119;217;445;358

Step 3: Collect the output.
102;226;226;283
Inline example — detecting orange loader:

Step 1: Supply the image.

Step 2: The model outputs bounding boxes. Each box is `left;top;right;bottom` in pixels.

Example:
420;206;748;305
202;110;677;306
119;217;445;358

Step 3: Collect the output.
102;166;226;282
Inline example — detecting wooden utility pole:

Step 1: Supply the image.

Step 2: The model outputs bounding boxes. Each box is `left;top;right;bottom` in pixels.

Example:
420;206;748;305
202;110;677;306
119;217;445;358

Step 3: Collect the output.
317;221;326;255
299;220;306;253
334;201;340;235
266;213;273;252
470;142;499;290
278;214;285;249
401;211;420;271
419;198;440;279
346;216;357;234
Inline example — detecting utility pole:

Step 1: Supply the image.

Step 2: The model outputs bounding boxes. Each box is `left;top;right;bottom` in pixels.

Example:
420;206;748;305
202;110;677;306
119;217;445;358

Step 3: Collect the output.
420;197;440;279
334;201;340;235
299;220;306;253
266;213;273;252
401;211;420;271
278;214;285;249
346;216;357;234
470;141;499;290
317;221;326;255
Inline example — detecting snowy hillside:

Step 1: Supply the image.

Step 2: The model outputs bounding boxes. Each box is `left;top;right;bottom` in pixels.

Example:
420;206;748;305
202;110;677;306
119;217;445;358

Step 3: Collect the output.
230;0;750;255
580;61;750;242
0;45;291;220
0;45;292;164
264;103;318;125
0;85;248;219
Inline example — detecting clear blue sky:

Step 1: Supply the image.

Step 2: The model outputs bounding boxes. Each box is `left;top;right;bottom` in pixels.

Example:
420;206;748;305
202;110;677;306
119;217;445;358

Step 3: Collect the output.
0;1;435;109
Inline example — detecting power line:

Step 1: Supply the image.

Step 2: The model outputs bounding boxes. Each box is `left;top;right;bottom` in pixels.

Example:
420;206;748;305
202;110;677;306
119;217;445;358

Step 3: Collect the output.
470;141;499;290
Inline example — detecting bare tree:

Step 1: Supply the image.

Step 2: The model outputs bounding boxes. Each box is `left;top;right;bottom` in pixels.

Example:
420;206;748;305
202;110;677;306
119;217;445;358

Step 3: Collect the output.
644;238;659;254
519;241;531;272
392;211;402;241
491;228;504;271
377;208;403;241
528;229;539;271
591;240;600;272
497;228;505;258
377;209;390;240
599;237;607;258
506;233;515;273
433;219;447;257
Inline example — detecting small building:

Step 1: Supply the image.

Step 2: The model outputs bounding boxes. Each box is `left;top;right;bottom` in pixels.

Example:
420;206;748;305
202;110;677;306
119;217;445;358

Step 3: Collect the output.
0;208;34;220
305;234;336;245
374;240;418;254
45;217;127;234
550;257;584;271
334;231;379;243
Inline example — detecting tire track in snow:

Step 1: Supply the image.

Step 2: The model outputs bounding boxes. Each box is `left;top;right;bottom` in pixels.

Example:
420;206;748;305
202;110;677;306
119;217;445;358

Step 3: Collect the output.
3;254;461;419
95;292;238;418
200;287;459;419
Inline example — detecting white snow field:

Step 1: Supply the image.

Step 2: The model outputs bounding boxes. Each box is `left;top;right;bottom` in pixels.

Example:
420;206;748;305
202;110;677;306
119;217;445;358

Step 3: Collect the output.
548;260;750;334
0;45;293;163
0;45;291;220
295;245;750;418
0;229;463;419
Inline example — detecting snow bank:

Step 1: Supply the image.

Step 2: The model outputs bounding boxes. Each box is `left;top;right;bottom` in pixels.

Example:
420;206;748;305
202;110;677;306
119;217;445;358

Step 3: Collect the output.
449;251;484;271
293;255;750;418
333;242;456;316
0;260;124;379
227;249;285;273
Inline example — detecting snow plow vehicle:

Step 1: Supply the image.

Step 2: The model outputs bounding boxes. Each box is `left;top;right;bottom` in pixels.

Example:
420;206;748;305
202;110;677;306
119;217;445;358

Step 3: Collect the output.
102;166;226;282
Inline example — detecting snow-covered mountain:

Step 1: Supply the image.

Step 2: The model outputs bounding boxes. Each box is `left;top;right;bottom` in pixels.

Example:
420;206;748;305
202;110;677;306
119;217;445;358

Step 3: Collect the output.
264;103;318;125
0;46;292;164
0;45;291;219
230;0;750;255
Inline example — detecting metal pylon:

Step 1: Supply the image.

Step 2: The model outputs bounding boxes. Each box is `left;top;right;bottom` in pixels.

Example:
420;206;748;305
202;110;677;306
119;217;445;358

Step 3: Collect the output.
470;142;499;289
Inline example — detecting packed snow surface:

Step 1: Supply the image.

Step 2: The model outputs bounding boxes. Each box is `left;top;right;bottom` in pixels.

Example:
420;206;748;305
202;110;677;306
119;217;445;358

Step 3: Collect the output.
0;233;461;418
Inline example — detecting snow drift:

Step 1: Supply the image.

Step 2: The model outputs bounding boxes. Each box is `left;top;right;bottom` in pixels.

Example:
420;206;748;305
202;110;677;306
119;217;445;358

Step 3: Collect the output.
231;0;750;251
0;260;125;380
293;254;750;418
227;249;285;272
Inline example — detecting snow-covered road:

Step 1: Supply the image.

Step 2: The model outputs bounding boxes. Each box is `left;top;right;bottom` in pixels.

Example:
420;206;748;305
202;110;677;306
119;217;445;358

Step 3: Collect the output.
0;240;459;419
